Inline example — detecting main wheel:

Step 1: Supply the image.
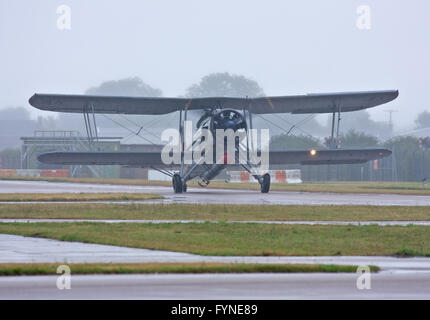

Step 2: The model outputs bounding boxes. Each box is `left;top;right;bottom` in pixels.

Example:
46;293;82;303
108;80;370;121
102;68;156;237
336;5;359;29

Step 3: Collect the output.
172;173;183;193
260;173;270;193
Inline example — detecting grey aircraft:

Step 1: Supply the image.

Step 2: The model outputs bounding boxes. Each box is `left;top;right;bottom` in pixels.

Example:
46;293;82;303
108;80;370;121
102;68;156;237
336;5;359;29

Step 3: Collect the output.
29;90;398;193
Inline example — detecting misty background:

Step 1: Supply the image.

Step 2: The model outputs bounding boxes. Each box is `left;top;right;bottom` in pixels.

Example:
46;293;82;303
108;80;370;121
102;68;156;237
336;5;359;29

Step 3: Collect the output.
0;0;429;181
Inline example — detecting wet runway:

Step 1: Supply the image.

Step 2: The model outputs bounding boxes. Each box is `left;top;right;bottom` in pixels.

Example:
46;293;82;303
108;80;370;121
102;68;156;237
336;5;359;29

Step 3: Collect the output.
2;234;430;271
1;234;430;299
1;233;430;299
2;272;430;299
1;180;430;299
1;180;430;206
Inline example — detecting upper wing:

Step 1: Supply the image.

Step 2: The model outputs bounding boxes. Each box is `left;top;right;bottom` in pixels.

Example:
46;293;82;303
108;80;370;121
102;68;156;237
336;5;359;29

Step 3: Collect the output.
251;90;399;114
268;148;391;165
29;94;247;115
29;90;398;115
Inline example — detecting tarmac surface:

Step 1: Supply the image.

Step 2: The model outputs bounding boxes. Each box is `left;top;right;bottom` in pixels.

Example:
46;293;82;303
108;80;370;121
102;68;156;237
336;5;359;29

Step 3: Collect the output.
1;272;430;299
1;234;430;270
1;180;430;206
1;234;430;299
1;180;430;299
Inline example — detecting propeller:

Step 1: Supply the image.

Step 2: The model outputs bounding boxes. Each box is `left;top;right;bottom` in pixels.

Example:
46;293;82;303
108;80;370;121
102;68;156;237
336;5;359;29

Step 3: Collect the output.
195;109;213;129
212;109;247;131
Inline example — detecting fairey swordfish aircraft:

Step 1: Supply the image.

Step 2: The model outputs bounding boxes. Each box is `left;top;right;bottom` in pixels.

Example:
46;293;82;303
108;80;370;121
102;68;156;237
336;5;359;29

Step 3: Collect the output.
29;90;398;193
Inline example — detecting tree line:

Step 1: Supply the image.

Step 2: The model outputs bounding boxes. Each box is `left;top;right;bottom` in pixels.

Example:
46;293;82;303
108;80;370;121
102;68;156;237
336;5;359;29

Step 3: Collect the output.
1;73;429;182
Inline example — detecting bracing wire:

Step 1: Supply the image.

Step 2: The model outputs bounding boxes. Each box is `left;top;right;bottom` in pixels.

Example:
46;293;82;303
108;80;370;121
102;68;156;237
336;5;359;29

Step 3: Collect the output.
255;113;320;148
101;114;158;145
256;113;317;139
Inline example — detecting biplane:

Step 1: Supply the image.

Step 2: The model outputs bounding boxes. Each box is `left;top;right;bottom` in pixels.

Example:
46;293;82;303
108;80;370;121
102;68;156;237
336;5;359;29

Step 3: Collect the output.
29;90;398;193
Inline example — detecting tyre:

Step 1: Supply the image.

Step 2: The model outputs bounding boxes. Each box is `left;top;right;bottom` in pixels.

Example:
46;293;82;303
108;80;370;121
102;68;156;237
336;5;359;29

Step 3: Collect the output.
172;173;183;193
260;173;270;193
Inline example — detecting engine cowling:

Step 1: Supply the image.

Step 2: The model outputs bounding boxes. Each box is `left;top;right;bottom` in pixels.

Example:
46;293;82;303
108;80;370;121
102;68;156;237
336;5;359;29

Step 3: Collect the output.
211;109;247;132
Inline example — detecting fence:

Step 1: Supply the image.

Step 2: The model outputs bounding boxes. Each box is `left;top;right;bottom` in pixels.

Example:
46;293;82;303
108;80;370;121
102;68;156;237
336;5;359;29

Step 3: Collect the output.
226;170;302;184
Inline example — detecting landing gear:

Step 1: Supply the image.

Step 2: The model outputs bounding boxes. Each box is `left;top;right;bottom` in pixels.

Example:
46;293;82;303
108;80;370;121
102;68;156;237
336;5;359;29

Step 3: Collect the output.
260;173;271;193
172;173;183;193
172;173;188;193
240;163;271;194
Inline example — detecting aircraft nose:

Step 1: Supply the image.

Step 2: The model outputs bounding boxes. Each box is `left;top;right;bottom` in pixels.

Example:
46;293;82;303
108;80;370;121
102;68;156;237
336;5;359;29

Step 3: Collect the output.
224;119;237;130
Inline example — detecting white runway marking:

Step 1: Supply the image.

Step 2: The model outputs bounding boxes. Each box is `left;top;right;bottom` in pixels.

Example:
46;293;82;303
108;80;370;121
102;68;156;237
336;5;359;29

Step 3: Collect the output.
1;219;430;226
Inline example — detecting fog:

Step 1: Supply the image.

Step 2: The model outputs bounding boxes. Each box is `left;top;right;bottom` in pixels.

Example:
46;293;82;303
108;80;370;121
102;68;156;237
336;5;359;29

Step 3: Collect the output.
1;0;429;131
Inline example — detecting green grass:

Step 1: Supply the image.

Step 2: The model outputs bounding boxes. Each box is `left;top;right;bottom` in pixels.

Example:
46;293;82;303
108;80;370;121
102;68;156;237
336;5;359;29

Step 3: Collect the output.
0;193;162;202
1;222;430;256
2;176;430;195
0;262;376;276
0;203;430;221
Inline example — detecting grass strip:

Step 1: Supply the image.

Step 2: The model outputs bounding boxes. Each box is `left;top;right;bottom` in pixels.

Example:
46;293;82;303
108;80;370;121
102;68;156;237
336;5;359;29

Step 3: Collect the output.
0;203;429;221
0;262;379;276
0;222;429;257
0;193;162;202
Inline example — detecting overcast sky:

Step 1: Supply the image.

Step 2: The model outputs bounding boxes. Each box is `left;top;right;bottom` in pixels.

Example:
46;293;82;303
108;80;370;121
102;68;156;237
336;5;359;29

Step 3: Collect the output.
0;0;429;130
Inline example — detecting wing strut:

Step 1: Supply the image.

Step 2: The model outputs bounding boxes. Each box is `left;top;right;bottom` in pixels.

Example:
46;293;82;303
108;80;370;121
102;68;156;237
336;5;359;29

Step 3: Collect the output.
150;166;173;178
327;104;342;149
241;100;270;193
83;103;99;150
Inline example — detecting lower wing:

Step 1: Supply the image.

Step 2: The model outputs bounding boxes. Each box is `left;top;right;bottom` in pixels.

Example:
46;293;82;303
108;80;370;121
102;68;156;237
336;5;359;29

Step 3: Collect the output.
268;148;391;165
38;148;391;167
